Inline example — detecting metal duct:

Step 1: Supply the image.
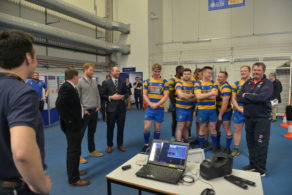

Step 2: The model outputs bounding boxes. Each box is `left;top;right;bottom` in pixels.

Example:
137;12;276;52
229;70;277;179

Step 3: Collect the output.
0;13;130;55
25;0;130;34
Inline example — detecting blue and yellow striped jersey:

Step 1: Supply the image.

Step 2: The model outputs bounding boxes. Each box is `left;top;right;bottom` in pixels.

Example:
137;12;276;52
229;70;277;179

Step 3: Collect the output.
168;76;181;98
231;80;246;109
144;77;169;108
217;82;232;112
194;80;218;110
175;80;194;110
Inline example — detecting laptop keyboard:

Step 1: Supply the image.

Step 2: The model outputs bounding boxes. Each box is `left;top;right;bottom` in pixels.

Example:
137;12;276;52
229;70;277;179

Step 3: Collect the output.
136;164;183;184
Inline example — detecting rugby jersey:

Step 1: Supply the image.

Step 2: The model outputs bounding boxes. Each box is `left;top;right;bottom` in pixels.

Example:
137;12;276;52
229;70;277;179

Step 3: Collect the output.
175;80;194;110
194;80;218;110
217;82;232;112
168;76;181;98
231;80;246;109
144;77;169;108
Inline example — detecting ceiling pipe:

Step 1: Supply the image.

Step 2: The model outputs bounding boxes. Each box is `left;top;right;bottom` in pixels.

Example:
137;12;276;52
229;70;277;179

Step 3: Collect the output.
25;0;130;34
0;13;130;55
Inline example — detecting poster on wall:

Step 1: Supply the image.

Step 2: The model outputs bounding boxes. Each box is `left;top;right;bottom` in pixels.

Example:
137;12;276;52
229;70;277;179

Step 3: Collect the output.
208;0;245;11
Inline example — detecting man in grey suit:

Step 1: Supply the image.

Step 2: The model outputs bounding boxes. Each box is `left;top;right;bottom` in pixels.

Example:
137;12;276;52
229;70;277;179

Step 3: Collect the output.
101;66;129;153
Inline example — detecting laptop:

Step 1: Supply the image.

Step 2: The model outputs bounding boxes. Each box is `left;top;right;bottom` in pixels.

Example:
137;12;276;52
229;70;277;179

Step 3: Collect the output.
136;139;189;184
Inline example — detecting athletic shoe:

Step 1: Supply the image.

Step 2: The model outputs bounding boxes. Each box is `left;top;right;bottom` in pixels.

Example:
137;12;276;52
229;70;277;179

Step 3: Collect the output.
141;145;150;153
252;170;266;177
242;164;255;171
223;148;231;154
231;149;240;157
190;139;200;145
211;146;221;153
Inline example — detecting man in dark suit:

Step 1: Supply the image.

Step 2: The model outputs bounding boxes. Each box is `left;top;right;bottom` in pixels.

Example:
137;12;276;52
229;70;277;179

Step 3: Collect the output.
56;68;90;186
101;66;129;153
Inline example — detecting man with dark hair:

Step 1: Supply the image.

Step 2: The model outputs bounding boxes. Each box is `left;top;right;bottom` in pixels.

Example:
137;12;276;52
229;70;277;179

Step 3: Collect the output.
191;68;203;145
56;68;90;186
77;63;103;164
194;66;219;152
175;68;196;142
133;77;143;110
216;71;233;154
168;65;184;140
237;62;273;176
26;72;49;111
0;29;51;194
101;66;129;153
269;72;282;122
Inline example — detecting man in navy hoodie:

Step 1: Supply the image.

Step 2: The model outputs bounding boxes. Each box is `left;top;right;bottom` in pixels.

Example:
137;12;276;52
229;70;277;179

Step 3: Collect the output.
237;62;273;176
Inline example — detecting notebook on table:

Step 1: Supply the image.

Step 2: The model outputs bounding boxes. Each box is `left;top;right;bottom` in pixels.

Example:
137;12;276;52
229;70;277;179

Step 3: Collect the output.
136;139;189;184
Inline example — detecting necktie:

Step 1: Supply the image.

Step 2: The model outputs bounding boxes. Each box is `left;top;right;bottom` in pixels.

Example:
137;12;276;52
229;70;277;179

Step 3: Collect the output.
114;79;118;90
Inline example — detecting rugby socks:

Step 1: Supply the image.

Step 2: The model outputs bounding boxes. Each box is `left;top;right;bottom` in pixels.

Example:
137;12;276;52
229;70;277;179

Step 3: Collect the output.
144;132;150;145
234;145;239;151
211;134;218;148
154;131;160;139
226;135;233;150
199;135;206;148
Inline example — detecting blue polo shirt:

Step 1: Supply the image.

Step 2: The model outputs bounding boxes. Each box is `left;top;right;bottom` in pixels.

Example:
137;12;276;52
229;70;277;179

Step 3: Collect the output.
26;79;47;100
0;73;46;180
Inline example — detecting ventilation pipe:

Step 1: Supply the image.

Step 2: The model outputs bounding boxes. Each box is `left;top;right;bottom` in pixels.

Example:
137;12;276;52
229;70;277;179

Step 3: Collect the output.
0;13;130;55
25;0;130;34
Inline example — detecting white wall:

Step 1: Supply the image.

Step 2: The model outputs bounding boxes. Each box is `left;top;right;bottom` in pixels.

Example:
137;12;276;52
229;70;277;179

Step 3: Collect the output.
112;0;149;77
162;0;292;82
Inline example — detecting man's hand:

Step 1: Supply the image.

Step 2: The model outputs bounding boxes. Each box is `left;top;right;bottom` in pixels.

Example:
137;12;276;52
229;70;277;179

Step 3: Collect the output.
110;93;121;100
84;110;90;115
242;93;246;98
238;107;244;114
41;96;47;101
95;107;100;112
210;90;217;96
218;113;223;121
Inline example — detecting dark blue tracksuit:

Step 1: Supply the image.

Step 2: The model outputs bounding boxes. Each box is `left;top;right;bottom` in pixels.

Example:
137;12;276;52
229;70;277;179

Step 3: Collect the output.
237;75;273;174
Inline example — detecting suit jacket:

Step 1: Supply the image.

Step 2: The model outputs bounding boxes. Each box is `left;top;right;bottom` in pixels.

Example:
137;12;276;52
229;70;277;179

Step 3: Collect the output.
56;81;82;131
101;78;129;112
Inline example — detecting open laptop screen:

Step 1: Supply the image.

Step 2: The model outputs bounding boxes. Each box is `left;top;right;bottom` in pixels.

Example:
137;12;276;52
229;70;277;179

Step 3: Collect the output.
148;140;188;169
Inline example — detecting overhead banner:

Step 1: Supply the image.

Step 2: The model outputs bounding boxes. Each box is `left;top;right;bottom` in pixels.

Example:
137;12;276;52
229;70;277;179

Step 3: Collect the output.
209;0;245;11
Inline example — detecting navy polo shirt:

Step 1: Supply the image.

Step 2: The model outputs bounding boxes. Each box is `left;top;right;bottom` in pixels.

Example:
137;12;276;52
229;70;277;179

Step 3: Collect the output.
26;79;47;100
0;74;46;180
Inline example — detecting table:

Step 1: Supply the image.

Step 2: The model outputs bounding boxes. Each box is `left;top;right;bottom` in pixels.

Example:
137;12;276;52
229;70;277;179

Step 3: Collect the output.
106;154;263;195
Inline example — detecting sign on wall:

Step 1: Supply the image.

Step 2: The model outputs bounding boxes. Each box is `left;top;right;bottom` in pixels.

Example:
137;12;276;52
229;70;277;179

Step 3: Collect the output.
208;0;245;11
122;67;136;72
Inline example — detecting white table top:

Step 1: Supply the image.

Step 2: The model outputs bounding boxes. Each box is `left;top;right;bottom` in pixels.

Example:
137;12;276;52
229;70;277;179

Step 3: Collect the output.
106;154;264;195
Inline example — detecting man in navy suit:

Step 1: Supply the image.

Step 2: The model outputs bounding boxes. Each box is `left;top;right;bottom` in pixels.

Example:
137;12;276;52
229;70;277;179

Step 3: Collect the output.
56;68;89;186
101;66;129;153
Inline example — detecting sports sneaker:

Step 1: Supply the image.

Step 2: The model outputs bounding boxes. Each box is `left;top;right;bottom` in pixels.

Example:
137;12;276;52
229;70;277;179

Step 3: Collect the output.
223;148;231;154
231;149;240;157
141;145;150;153
190;139;200;145
80;156;88;164
242;164;255;171
89;150;104;157
252;170;266;177
211;146;221;153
